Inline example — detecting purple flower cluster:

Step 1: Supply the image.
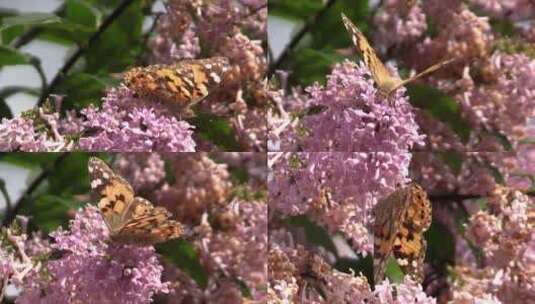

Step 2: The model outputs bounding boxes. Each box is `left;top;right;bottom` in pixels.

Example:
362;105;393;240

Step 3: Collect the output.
269;60;424;152
269;152;411;254
17;206;169;304
188;199;268;303
78;87;195;152
0;87;196;152
0;111;81;152
451;187;535;303
268;229;436;303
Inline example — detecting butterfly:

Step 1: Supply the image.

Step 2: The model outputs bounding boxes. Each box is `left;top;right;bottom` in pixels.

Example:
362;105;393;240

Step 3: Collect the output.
341;13;454;97
88;157;183;245
122;57;230;112
372;183;432;284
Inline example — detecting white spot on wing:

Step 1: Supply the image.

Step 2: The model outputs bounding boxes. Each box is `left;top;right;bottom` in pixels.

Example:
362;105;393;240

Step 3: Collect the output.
210;72;221;83
91;179;103;189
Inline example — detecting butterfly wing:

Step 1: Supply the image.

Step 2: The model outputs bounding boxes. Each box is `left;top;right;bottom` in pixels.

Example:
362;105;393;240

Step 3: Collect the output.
372;186;410;284
122;57;229;109
88;157;135;233
391;184;432;283
341;13;402;94
117;197;184;245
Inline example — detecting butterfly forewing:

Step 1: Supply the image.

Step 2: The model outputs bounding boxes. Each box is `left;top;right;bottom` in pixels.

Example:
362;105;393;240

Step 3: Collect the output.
88;157;135;232
341;13;402;95
88;157;183;245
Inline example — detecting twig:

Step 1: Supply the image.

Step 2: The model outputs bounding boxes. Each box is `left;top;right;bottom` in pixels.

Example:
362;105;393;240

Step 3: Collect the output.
1;153;68;226
37;0;137;106
430;190;535;202
0;179;12;216
267;0;338;77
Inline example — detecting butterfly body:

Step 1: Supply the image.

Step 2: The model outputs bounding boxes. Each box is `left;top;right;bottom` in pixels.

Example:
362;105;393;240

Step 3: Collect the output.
88;157;183;246
373;183;432;284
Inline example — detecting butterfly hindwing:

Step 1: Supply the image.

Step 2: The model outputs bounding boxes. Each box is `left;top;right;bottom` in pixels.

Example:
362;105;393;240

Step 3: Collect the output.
118;197;183;245
373;186;411;283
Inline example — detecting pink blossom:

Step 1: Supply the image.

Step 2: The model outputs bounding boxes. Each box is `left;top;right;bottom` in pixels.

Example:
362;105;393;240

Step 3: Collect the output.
17;206;169;304
78;87;196;152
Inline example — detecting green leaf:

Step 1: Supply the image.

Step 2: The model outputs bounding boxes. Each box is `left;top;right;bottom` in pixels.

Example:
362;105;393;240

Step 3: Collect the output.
229;167;249;184
481;161;505;184
384;256;404;283
84;1;144;73
269;0;324;20
56;72;118;110
335;254;373;283
0;13;94;44
0;13;63;31
490;18;515;37
310;0;369;49
482;129;513;151
436;151;463;175
156;239;208;288
287;215;338;256
20;194;74;232
191;112;242;151
47;153;90;196
407;84;471;143
0;45;32;66
65;0;101;29
0;24;25;45
1;153;59;168
426;221;455;273
289;48;344;86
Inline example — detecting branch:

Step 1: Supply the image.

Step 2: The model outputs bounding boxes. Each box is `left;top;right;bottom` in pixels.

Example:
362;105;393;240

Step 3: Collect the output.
430;190;535;202
1;153;68;226
37;0;137;106
267;0;337;77
0;179;12;214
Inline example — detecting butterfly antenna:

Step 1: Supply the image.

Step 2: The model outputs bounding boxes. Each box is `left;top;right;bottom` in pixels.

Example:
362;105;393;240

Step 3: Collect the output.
394;57;457;91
